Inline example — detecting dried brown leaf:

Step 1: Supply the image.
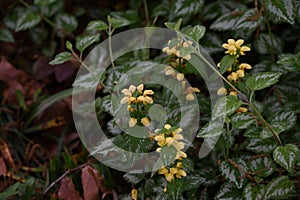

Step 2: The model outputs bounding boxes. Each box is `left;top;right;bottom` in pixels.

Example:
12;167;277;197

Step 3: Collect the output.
0;157;7;176
58;177;82;200
0;138;16;171
81;166;99;200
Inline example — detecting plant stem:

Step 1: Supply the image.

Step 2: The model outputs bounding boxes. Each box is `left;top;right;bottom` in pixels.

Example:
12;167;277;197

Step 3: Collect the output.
225;121;230;159
108;24;115;68
249;103;283;146
143;0;150;24
266;18;275;62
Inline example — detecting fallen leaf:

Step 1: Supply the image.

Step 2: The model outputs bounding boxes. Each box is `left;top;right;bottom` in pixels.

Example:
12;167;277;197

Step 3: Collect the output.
58;177;82;200
53;62;75;82
0;157;7;176
81;166;99;200
32;57;53;80
0;138;16;171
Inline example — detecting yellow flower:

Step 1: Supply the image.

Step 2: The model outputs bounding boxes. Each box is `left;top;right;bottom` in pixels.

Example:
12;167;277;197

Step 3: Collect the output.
164;124;172;130
236;107;248;113
227;72;238;82
236;69;245;78
129;118;137;127
217;87;227;95
176;73;184;81
137;84;144;93
186;93;195;101
131;189;138;200
164;188;167;193
239;63;252;70
222;39;237;55
141;117;150;127
222;39;251;56
229;91;238;96
170;167;178;174
143;90;154;96
158;167;168;174
166;137;174;146
165;173;174;182
120;96;130;104
183;54;191;60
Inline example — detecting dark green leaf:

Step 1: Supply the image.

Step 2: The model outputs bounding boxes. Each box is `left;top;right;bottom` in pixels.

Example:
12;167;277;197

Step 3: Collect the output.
210;12;240;31
113;134;153;153
15;90;27;110
160;145;177;167
49;52;72;65
248;156;276;178
219;55;236;74
0;182;20;200
243;184;265;200
166;178;185;200
10;10;41;32
39;0;64;17
197;121;224;138
212;96;243;120
265;176;296;199
231;113;255;129
246;138;278;154
215;182;244;200
107;15;131;29
220;158;248;188
85;20;108;31
265;0;296;24
123;173;145;184
107;120;122;136
244;126;261;138
254;33;283;55
273;144;299;173
277;52;300;71
55;14;78;34
76;34;100;52
173;0;204;18
0;29;14;42
184;25;206;42
235;9;263;31
246;72;282;91
34;0;56;5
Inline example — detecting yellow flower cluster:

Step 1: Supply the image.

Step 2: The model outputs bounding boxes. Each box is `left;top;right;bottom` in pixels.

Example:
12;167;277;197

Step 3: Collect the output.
120;84;154;127
154;124;188;182
222;39;250;56
163;40;192;60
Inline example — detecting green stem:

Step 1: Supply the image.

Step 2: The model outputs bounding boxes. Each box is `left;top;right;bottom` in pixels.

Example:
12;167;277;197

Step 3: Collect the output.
108;24;115;68
143;0;150;24
266;18;275;62
249;104;283;146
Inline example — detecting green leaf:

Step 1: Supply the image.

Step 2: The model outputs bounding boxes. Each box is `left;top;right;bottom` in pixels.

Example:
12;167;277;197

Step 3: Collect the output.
85;20;108;31
220;158;248;188
254;33;283;55
248;156;276;178
197;121;224;138
231;113;255;129
212;96;243;120
265;176;296;199
244;126;261;138
210;12;240;31
0;29;14;43
235;9;263;31
273;144;299;173
184;25;206;42
15;90;27;110
107;15;131;29
39;0;64;17
265;0;296;24
34;0;56;5
113;134;153;153
246;72;282;91
215;182;244;200
164;18;182;31
219;55;236;74
55;14;78;34
13;10;41;32
76;34;100;52
160;145;177;167
166;178;185;200
173;0;204;18
246;138;278;154
107;120;122;136
0;182;20;200
243;184;265;200
277;52;300;71
123;173;145;184
49;52;72;65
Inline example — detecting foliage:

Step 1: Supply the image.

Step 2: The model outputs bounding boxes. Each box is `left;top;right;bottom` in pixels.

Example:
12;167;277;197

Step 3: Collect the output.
0;0;300;199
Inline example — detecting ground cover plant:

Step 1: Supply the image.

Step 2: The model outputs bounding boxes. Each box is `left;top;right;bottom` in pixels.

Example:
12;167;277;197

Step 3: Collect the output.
0;0;300;199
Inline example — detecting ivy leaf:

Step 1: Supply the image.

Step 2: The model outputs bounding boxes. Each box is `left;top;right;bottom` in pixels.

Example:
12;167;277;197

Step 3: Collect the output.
49;52;72;65
184;25;206;42
265;176;296;199
166;178;185;200
210;12;240;31
160;145;177;167
273;144;300;173
197;121;224;138
246;72;282;91
248;156;276;178
231;113;255;129
76;34;100;52
243;184;265;200
85;20;108;32
215;182;244;200
220;158;248;188
212;96;243;120
265;0;296;25
254;33;283;55
55;14;78;34
219;55;236;74
0;29;14;43
245;138;278;154
107;15;130;29
235;9;263;31
10;10;41;32
34;0;56;5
